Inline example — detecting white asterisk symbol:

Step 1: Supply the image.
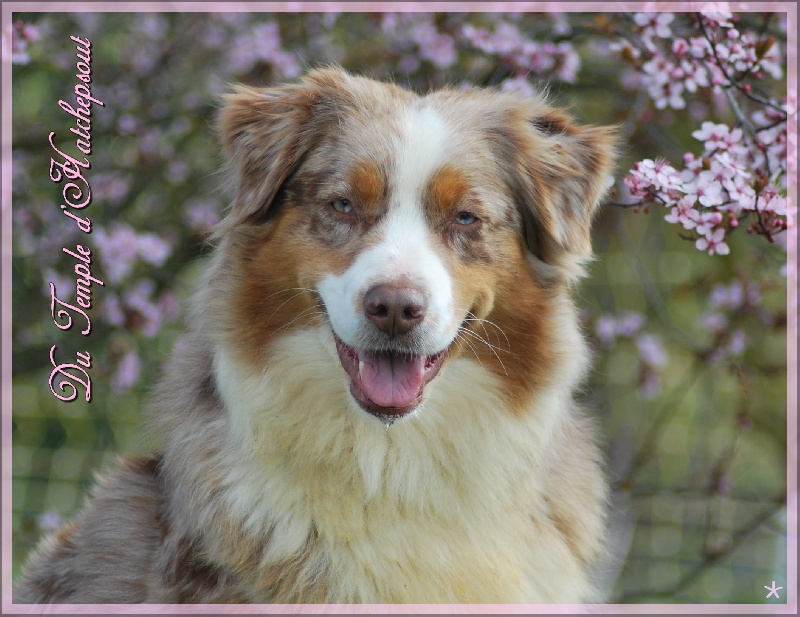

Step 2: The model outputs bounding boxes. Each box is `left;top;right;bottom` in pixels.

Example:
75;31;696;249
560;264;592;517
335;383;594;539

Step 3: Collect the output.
764;581;783;599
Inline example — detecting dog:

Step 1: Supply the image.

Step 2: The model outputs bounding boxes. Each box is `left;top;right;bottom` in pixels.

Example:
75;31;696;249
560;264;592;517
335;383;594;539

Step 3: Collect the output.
15;67;617;604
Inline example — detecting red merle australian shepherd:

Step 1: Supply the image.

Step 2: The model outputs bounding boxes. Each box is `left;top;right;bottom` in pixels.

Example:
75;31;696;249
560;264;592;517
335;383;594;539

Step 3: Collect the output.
16;67;618;604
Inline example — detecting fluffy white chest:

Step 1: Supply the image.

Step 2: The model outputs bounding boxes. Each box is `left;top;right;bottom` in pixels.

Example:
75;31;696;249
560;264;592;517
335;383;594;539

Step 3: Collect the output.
211;328;589;603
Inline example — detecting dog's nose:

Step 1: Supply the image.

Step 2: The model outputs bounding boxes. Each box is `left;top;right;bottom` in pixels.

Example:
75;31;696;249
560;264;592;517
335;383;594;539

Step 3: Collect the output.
363;284;428;337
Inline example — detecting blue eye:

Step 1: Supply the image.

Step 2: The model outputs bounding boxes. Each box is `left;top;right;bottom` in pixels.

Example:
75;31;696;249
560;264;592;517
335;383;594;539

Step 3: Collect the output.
332;198;353;214
455;212;477;226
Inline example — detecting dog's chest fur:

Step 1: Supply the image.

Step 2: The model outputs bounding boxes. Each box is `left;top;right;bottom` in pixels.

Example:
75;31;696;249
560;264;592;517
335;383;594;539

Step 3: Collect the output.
145;329;603;604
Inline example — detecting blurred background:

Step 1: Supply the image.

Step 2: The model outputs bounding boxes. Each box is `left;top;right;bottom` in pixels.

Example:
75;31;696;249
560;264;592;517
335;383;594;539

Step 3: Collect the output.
7;10;791;603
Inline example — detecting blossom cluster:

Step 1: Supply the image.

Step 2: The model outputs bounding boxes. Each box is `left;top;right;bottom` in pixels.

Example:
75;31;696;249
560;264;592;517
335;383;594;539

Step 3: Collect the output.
594;311;668;398
93;223;172;284
624;113;790;256
378;13;582;88
9;20;40;65
618;12;790;257
614;11;783;111
380;13;459;72
227;20;300;78
461;20;581;86
697;277;779;365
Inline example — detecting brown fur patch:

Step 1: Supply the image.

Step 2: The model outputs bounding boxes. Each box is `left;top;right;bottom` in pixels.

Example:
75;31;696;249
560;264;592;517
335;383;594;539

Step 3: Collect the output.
163;536;236;603
426;164;471;220
221;223;323;367
120;454;161;477
447;237;559;413
349;159;387;210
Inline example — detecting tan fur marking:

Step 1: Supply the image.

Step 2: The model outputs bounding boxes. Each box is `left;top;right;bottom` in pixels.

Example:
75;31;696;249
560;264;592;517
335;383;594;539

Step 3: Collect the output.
447;237;559;413
426;164;471;220
349;159;386;209
223;219;323;367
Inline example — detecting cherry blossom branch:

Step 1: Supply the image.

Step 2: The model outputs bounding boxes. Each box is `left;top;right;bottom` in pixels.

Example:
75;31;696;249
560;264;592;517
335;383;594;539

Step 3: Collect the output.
696;13;788;115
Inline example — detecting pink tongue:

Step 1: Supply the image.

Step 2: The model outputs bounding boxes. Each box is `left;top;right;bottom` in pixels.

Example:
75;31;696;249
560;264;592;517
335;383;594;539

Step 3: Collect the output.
359;351;426;408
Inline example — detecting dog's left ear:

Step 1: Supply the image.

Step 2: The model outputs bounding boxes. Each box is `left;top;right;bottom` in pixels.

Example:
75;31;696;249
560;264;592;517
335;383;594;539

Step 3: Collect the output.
504;102;619;280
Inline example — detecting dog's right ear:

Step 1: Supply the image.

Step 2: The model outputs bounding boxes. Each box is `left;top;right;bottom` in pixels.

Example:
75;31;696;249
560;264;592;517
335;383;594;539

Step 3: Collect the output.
217;68;357;231
216;80;318;229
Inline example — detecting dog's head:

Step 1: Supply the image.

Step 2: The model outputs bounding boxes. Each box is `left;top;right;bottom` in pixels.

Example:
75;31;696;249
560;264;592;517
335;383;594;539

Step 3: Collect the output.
212;67;616;423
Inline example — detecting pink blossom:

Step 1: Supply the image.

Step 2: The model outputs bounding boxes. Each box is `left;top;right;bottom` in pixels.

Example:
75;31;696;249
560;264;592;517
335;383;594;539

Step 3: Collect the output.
461;24;492;52
112;350;141;391
710;152;750;193
664;197;699;229
727;330;748;355
729;33;758;72
708;279;748;311
595;315;618;346
228;21;298;77
522;41;556;74
636;158;682;191
460;20;579;82
692;122;733;152
624;169;650;199
185;198;221;231
397;54;421;75
725;182;756;212
616;312;645;337
759;40;784;79
672;38;689;58
684;172;725;207
94;224;141;283
594;311;645;346
679;152;704;181
10;21;40;64
636;333;668;368
752;106;786;127
37;512;64;534
102;293;126;326
94;173;133;203
700;311;728;332
94;224;172;283
553;42;581;83
695;211;724;236
649;80;686;110
166;159;190;185
500;76;536;96
701;11;734;28
689;36;711;59
137;233;172;267
492;21;525;55
634;12;674;40
550;13;571;36
423;35;457;69
642;57;669;83
696;227;730;255
681;60;709;92
610;39;641;60
123;281;163;338
411;22;457;69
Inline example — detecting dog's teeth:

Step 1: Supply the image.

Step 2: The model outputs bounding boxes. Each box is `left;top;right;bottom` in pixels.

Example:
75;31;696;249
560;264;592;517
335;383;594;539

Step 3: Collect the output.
358;360;364;378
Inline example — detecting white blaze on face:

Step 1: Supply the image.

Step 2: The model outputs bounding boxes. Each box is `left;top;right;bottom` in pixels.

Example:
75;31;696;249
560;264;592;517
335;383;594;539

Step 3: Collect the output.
318;104;458;353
